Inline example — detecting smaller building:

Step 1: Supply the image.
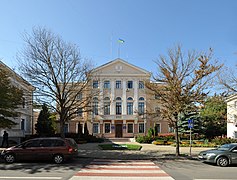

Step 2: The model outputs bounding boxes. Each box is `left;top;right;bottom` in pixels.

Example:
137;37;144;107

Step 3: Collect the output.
226;94;237;138
0;61;35;143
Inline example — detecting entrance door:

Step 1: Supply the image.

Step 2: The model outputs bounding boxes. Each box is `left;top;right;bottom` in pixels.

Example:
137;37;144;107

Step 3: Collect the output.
115;124;123;138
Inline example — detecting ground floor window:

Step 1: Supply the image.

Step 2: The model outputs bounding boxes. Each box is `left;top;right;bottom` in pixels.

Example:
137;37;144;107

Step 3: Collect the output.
138;123;145;133
168;126;174;133
64;123;69;133
235;131;237;139
155;123;161;135
77;123;84;134
127;123;133;133
93;123;99;134
105;123;111;133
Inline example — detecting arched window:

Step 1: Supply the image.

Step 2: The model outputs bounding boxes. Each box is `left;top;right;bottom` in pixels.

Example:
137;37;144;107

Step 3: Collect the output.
104;97;110;101
93;97;98;115
116;97;122;115
127;97;133;115
116;97;122;101
104;97;110;115
138;97;145;115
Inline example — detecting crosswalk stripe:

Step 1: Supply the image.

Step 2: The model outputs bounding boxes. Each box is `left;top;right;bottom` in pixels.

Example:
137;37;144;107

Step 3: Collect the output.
70;159;174;180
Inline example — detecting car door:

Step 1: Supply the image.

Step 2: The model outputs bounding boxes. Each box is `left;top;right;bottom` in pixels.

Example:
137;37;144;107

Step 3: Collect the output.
230;146;237;164
16;139;40;161
38;139;54;160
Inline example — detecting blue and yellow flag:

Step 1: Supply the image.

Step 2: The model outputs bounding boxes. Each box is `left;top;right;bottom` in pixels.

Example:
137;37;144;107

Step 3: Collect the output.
118;39;125;43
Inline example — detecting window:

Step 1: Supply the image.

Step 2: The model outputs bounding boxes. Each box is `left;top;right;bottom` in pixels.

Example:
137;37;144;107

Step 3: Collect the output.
77;93;82;100
116;102;122;115
235;132;237;139
116;97;122;101
139;123;145;133
104;80;110;89
77;123;83;134
93;80;99;88
127;81;133;89
155;94;160;99
127;123;133;133
127;102;133;115
138;97;145;115
93;97;99;115
22;97;26;108
77;108;83;117
21;119;25;130
139;81;144;89
93;123;99;134
116;80;122;89
104;97;110;115
64;123;69;133
138;102;144;115
105;123;111;133
155;124;161;135
168;126;174;133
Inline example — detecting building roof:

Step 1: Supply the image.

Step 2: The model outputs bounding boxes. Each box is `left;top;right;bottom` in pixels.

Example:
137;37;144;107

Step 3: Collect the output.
0;60;35;90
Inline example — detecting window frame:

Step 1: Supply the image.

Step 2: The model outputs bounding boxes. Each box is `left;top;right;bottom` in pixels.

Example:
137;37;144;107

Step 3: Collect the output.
139;81;144;89
104;80;110;89
127;123;134;133
116;80;122;89
127;81;133;89
104;123;111;133
93;123;99;134
138;123;145;133
93;80;99;88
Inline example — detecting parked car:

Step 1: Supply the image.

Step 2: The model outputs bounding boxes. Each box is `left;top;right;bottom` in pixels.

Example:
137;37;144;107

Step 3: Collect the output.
1;137;79;164
198;143;237;167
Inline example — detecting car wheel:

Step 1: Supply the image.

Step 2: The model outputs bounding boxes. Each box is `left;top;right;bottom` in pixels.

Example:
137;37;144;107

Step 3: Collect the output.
4;154;15;163
53;154;64;164
217;156;229;167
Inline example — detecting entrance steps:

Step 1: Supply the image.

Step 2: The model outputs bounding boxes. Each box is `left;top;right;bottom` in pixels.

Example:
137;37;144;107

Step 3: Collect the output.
105;138;135;143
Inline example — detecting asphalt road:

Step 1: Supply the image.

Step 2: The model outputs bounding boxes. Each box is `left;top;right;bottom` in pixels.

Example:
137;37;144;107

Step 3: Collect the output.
155;158;237;180
0;157;237;180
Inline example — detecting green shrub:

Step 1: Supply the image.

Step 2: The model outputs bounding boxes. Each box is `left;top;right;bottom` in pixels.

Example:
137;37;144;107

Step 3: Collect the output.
211;137;237;145
136;135;154;143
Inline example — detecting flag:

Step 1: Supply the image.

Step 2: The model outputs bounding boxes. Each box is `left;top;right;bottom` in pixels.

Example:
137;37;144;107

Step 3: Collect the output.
118;39;125;43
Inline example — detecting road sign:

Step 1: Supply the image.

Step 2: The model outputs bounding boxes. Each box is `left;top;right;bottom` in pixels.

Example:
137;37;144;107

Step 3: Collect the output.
188;118;193;129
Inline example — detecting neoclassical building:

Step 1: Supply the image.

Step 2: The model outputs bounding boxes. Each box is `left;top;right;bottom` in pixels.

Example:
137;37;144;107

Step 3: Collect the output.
0;61;35;142
66;59;171;138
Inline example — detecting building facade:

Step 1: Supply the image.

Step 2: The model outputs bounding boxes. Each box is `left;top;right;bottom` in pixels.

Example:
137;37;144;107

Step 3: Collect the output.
226;94;237;138
0;61;35;142
65;59;171;138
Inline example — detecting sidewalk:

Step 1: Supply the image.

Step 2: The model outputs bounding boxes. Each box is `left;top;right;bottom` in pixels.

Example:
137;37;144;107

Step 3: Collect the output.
77;141;213;160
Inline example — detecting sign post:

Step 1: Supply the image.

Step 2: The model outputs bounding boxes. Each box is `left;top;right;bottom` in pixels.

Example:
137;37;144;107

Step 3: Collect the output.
188;118;193;156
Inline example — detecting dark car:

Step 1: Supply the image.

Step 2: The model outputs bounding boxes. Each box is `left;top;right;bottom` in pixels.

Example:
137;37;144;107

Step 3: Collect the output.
1;137;79;164
198;143;237;167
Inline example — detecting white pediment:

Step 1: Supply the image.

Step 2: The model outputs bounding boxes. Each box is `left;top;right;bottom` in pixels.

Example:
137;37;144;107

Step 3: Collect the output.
91;58;150;77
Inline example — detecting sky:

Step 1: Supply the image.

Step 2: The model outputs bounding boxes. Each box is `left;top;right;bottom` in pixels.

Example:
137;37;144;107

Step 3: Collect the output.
1;0;237;74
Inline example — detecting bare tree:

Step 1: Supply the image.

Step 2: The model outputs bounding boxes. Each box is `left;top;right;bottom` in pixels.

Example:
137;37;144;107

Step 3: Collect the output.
146;45;222;156
19;27;94;138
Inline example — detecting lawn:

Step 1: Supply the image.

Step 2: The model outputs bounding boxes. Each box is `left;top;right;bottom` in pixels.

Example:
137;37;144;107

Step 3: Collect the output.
98;143;142;150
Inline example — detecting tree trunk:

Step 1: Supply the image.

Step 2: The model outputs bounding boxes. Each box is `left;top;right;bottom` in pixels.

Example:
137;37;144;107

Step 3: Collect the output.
60;118;65;138
175;121;180;156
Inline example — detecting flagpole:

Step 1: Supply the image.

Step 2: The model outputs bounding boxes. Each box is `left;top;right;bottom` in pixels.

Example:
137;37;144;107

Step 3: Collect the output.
117;39;124;58
118;42;121;58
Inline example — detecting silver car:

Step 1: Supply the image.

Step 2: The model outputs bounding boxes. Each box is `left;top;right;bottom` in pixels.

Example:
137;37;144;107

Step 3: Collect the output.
198;143;237;167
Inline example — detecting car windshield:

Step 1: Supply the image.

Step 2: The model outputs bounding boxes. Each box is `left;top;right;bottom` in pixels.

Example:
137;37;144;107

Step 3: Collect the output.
217;144;236;151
